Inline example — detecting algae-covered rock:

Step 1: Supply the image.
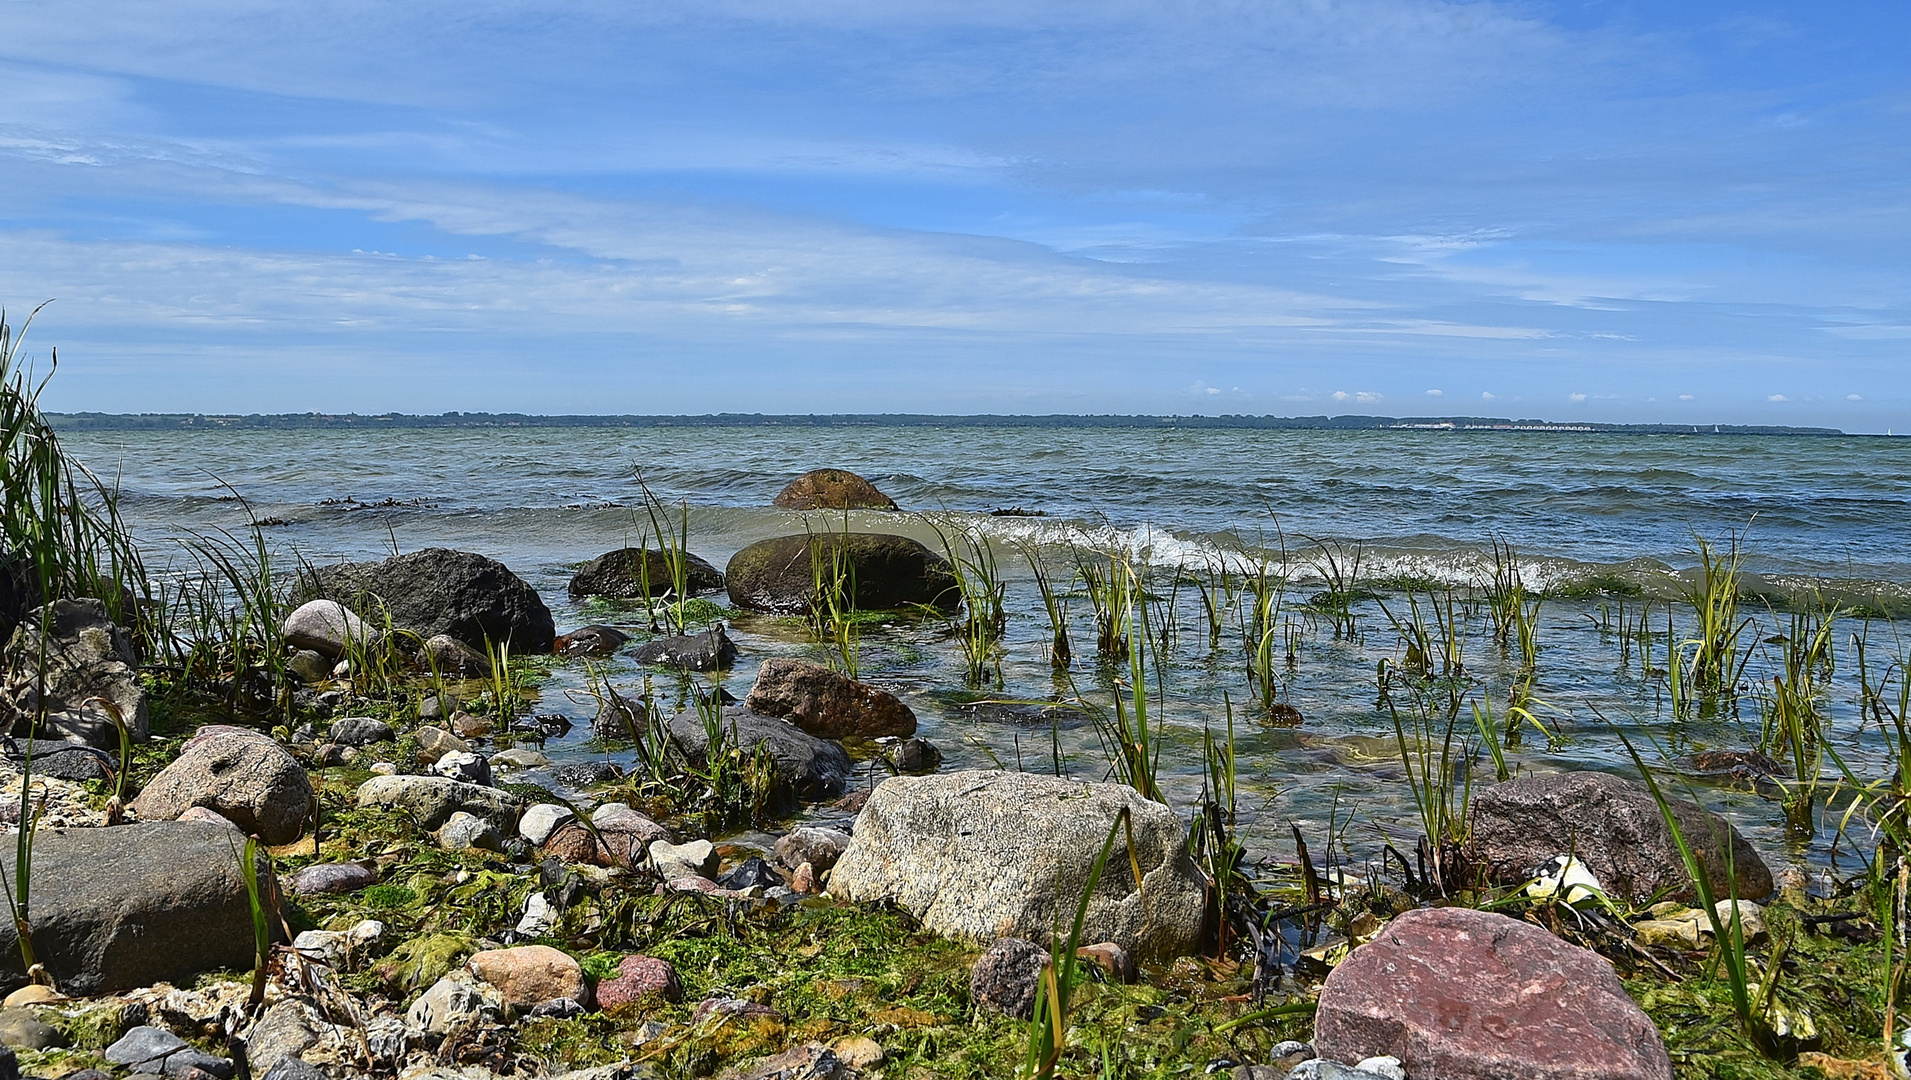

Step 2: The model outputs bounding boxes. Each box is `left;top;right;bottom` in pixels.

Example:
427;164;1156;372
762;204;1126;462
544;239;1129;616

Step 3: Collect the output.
380;933;475;996
829;771;1208;960
725;533;958;615
666;707;850;800
772;469;899;511
567;548;724;600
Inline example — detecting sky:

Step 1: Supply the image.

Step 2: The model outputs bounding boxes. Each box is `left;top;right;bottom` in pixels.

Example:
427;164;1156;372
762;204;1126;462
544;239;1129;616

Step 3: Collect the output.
0;1;1907;428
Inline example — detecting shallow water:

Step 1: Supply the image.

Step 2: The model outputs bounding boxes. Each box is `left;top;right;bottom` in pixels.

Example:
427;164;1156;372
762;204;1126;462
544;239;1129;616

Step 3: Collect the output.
62;424;1911;881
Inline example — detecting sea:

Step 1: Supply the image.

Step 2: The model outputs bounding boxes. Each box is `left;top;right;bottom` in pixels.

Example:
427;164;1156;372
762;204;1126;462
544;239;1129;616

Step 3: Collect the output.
60;423;1911;882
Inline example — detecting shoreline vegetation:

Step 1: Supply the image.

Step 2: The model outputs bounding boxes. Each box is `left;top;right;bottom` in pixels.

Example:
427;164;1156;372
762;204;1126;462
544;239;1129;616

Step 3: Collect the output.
45;412;1850;437
3;317;1909;1080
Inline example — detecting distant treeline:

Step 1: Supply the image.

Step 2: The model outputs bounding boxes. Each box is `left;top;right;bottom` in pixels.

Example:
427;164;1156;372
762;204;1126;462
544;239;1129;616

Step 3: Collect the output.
46;411;1845;436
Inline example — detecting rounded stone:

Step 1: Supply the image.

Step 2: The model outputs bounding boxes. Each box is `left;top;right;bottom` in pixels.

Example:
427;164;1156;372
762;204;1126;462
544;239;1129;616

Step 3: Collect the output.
593;955;682;1012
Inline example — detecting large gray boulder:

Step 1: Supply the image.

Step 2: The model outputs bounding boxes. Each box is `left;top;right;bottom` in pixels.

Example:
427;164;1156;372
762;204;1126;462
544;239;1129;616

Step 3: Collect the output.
745;659;916;739
355;775;523;833
1469;771;1772;904
567;548;724;600
1315;906;1672;1080
309;548;554;654
667;707;851;800
724;533;959;615
2;599;148;748
829;771;1208;960
0;821;266;995
131;728;316;844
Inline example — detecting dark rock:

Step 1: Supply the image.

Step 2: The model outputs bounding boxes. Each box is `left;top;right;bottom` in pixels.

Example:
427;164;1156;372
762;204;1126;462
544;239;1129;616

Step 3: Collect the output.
744;659;916;739
724;533;959;615
667;707;850;800
551;760;623;788
527;997;585;1019
422;634;491;678
29;746;115;784
4;599;148;747
284;650;332;684
353;775;522;832
327;716;394;747
554;625;630;656
129;729;315;844
1469;770;1772;904
567;548;724;601
1687;749;1786;780
430;750;492;787
0;822;264;995
259;1061;327;1080
719;857;782;892
594;955;682;1012
891;737;941;774
1076;942;1137;983
725;1043;839;1080
630;627;737;671
521;713;571;738
0;1007;64;1050
970;938;1049;1020
772;827;851;875
286;862;377;896
1314;906;1672;1080
309;547;555;654
771;469;898;511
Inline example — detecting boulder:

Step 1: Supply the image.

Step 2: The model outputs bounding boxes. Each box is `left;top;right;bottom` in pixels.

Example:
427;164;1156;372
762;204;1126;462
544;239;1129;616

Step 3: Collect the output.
0;821;266;995
430;750;492;787
829;771;1207;960
594;955;682;1012
309;548;555;654
280;600;377;659
554;625;630;656
725;533;959;615
772;827;851;875
3;599;148;747
567;548;724;600
468;945;587;1010
745;659;916;739
667;706;851;800
630;627;737;671
772;469;899;511
1469;771;1772;904
129;729;315;844
0;1006;64;1050
492;747;550;770
423;634;491;678
1314;906;1672;1080
436;811;503;851
970;937;1050;1019
649;839;718;881
354;774;522;832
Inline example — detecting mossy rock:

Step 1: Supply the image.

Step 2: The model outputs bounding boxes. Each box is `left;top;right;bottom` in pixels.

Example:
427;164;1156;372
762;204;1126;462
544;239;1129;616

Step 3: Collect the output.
725;534;958;615
772;469;898;511
567;548;725;601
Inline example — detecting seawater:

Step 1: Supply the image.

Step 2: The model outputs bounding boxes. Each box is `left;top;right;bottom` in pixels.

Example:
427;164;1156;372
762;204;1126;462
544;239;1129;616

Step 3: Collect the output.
61;424;1911;878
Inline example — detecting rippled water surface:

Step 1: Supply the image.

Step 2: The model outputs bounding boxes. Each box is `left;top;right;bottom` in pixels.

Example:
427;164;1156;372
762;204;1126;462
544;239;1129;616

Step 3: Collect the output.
61;425;1911;877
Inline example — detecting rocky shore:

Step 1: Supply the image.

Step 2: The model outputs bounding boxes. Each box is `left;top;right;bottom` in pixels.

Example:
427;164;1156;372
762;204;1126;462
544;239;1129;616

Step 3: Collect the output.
0;468;1894;1080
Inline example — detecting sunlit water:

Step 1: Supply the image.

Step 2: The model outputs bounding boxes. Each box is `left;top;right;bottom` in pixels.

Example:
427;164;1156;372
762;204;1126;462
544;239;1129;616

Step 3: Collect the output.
61;425;1911;881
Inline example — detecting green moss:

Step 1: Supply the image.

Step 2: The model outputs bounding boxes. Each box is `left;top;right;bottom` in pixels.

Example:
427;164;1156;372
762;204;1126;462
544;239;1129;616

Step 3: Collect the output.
360;883;417;909
377;931;475;995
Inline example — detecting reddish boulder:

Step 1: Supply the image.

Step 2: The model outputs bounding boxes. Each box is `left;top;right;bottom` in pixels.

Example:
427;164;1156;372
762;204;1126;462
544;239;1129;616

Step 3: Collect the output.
595;955;683;1013
1315;906;1671;1080
771;469;898;511
745;659;916;739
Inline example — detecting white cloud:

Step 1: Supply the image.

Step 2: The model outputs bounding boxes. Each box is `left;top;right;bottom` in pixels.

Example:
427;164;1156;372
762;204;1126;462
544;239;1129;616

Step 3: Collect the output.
1569;392;1588;402
1331;390;1381;403
1424;388;1442;397
1481;391;1495;400
1768;394;1788;402
1848;393;1863;400
1678;393;1694;400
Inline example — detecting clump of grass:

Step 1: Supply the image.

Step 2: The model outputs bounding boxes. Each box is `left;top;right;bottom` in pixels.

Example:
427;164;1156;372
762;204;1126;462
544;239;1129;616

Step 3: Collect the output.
1678;529;1758;699
1020;542;1073;669
1306;538;1364;640
804;518;861;678
1074;549;1132;663
931;519;1006;687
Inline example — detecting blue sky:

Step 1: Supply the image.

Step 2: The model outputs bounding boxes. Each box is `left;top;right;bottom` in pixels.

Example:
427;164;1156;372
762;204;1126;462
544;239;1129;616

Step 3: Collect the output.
0;1;1906;428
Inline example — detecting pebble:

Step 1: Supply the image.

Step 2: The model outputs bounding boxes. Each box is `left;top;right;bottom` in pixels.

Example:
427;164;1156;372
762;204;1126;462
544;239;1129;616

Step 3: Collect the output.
467;945;588;1010
287;862;378;896
415;726;470;764
649;839;718;881
436;811;503;852
492;747;550;770
594;955;683;1011
519;804;576;845
328;717;395;747
368;762;398;776
516;892;557;936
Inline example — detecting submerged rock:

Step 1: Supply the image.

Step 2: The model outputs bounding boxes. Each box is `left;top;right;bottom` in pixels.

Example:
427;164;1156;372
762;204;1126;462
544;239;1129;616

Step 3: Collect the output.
309;547;555;654
1314;906;1672;1080
725;533;959;615
554;624;631;656
772;826;851;875
1469;770;1772;903
630;626;737;671
667;706;851;800
0;821;264;995
829;771;1208;960
3;598;148;747
744;658;916;739
772;468;899;511
130;728;315;844
567;548;725;600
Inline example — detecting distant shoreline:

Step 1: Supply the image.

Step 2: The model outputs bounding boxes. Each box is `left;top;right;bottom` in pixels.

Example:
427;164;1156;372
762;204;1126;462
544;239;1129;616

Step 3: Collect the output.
46;411;1849;436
